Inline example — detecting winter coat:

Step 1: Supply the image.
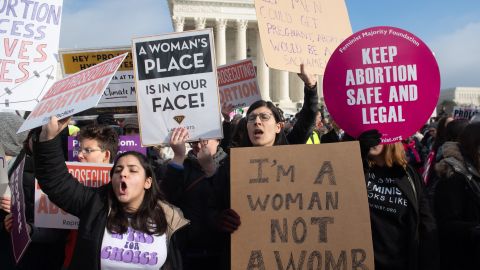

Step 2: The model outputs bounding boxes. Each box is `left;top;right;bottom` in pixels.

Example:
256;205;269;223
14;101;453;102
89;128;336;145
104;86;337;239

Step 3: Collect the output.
365;164;439;270
161;148;230;269
33;135;188;270
434;141;480;270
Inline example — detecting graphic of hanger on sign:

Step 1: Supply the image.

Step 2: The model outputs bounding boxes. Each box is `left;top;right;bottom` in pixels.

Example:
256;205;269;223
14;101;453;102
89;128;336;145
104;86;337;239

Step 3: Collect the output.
0;65;56;108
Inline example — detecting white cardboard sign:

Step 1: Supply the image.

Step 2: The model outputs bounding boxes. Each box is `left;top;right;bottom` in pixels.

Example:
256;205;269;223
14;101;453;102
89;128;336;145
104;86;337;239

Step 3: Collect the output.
17;53;127;133
0;0;63;111
132;29;223;146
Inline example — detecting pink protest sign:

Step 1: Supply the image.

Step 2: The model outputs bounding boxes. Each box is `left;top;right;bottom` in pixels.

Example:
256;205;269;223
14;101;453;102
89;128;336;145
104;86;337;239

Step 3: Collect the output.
323;26;440;143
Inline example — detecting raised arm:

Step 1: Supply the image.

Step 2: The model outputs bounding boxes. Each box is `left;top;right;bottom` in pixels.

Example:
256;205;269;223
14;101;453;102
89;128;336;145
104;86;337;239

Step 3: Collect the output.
287;64;319;144
33;116;98;217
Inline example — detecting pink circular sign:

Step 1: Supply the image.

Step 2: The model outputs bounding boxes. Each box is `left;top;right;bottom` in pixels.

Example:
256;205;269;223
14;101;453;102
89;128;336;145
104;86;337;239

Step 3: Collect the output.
323;26;440;143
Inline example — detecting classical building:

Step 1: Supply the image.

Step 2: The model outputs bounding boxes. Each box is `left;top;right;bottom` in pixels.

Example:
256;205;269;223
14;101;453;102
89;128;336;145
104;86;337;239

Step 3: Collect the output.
439;87;480;106
167;0;323;113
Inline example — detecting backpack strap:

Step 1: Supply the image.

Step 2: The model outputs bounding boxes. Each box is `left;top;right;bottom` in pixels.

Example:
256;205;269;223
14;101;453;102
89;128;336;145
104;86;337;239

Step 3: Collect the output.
184;175;206;193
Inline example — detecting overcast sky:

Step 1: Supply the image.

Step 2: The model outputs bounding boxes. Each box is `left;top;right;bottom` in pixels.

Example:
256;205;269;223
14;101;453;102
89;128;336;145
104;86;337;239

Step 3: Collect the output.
59;0;480;89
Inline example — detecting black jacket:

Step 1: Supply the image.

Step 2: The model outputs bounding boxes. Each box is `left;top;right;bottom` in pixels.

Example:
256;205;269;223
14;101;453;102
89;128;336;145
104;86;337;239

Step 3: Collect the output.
434;142;480;270
33;135;188;270
161;149;230;269
366;164;439;270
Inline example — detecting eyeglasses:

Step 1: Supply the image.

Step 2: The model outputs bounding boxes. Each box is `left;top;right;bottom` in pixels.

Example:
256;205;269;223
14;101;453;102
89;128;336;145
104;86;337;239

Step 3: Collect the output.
247;112;273;123
75;147;103;155
188;140;209;147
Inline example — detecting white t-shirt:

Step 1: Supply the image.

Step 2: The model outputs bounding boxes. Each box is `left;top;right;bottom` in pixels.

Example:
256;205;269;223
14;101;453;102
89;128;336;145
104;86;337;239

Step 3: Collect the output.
100;226;167;270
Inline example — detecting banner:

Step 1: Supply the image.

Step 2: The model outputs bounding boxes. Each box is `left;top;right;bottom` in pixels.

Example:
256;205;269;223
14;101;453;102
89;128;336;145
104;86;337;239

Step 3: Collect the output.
34;162;112;229
67;135;147;161
217;59;261;109
255;0;351;74
323;26;440;143
17;53;128;133
231;143;374;269
60;48;136;108
132;29;222;145
9;157;30;263
453;106;478;120
0;0;63;111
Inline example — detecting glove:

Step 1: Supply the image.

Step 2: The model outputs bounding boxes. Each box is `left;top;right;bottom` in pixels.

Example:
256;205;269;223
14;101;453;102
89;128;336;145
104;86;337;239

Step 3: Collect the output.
214;209;241;233
358;130;382;166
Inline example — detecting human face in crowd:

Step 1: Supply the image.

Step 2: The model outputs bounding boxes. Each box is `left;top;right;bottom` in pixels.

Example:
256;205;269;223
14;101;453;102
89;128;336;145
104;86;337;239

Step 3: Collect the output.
315;113;323;129
77;138;110;164
247;106;281;147
368;144;384;158
111;154;152;212
189;139;219;156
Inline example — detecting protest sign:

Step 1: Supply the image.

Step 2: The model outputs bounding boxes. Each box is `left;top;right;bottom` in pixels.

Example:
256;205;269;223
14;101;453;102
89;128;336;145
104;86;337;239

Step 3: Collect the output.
60;48;137;108
255;0;351;74
34;162;112;229
0;146;11;197
231;142;374;270
453;106;478;120
132;29;222;145
67;135;147;161
0;0;63;111
9;157;31;263
17;53;128;133
323;26;440;143
217;59;261;109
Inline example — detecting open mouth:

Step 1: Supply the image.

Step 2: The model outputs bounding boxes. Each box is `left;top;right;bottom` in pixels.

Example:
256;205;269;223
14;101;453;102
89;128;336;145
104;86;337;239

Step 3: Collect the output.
120;181;127;193
254;129;264;136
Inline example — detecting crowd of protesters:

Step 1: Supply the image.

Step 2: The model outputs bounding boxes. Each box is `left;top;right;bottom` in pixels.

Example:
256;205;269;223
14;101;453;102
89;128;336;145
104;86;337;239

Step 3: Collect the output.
1;64;480;270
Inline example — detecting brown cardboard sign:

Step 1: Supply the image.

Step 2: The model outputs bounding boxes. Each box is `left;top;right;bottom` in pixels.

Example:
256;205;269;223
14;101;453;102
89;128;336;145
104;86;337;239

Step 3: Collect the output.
255;0;352;75
231;142;374;269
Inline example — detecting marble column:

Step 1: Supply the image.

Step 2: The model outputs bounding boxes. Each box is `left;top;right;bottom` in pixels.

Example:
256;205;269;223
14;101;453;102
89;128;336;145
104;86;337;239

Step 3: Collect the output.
273;69;291;105
289;73;304;103
235;19;248;60
172;16;185;32
256;30;270;101
194;17;206;30
215;19;228;65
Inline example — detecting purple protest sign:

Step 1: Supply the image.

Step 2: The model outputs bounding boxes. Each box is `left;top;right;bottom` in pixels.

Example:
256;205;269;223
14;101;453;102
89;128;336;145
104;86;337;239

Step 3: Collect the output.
323;26;440;143
9;157;31;264
68;135;147;161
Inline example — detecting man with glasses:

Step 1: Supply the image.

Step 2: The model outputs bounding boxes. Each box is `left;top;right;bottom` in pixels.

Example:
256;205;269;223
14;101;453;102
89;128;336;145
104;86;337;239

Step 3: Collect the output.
76;125;119;164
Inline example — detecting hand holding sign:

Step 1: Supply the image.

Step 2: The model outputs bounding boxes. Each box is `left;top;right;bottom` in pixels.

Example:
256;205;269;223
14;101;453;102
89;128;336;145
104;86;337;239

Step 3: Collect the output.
169;127;189;166
215;208;241;233
3;213;30;235
0;196;11;213
297;63;317;88
39;116;70;142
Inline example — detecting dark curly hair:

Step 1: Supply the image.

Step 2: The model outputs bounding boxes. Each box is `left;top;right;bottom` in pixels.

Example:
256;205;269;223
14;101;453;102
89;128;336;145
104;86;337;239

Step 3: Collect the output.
106;151;168;235
78;124;119;163
238;100;287;147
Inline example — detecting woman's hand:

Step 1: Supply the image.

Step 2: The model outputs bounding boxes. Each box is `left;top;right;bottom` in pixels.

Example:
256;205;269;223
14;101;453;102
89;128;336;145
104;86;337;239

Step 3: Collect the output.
297;63;317;89
169;127;189;166
214;209;241;233
39;116;71;142
0;196;11;213
4;213;12;233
